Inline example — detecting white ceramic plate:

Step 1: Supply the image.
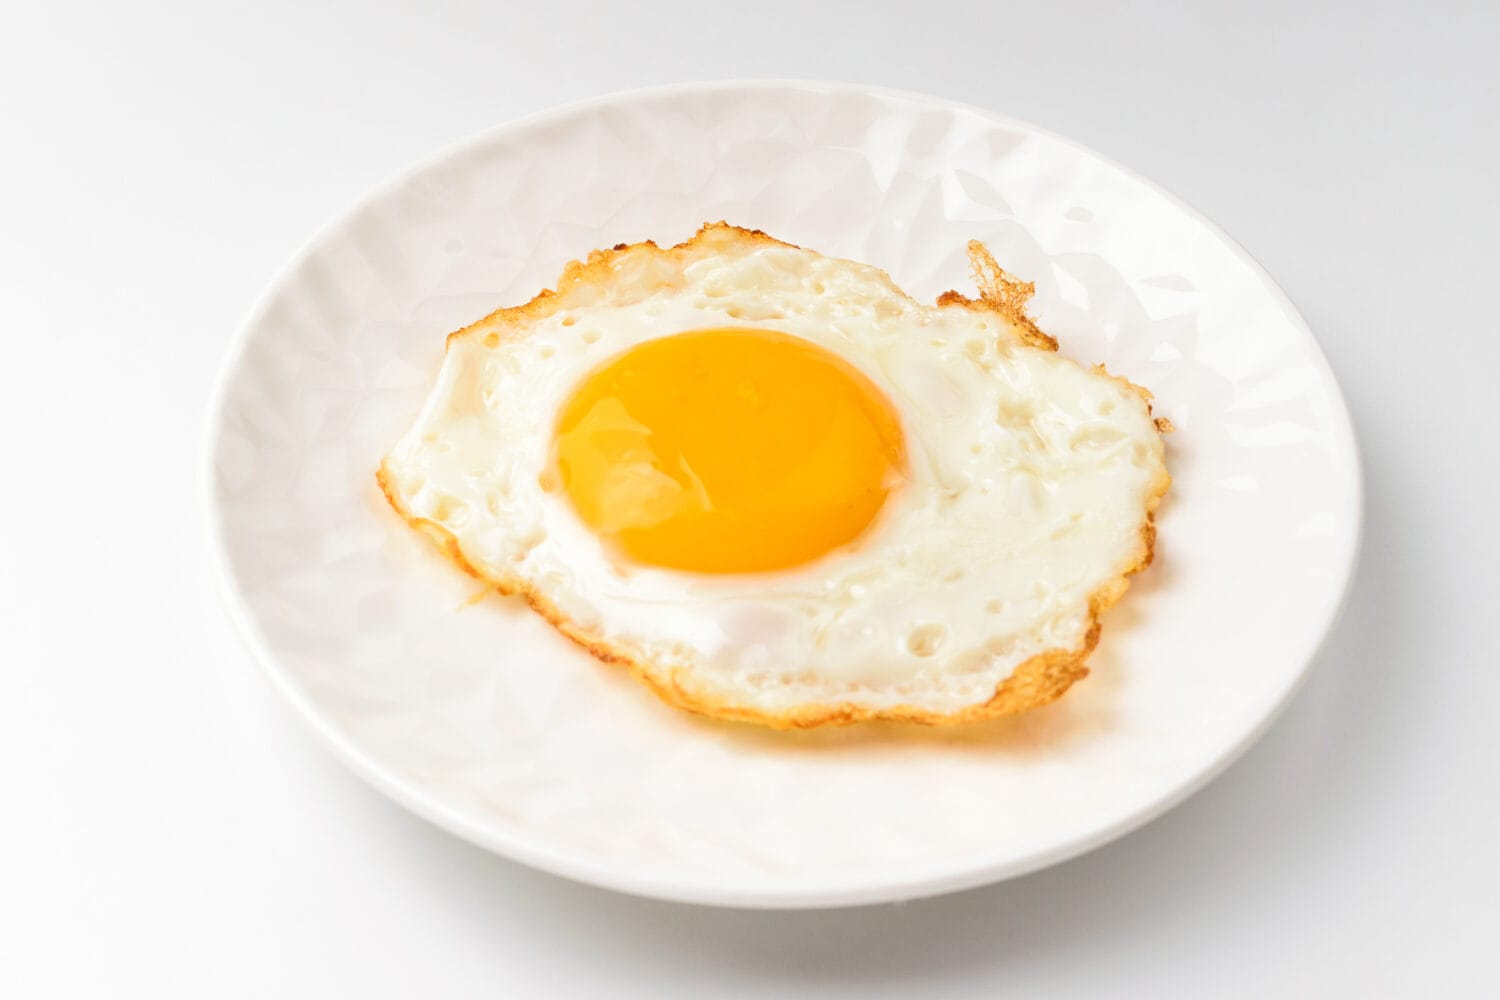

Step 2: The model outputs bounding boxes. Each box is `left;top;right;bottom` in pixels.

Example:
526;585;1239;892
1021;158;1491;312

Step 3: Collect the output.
207;81;1361;908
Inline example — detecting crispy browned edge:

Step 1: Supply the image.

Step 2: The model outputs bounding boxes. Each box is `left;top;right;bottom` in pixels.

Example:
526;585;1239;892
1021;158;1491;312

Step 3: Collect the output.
375;222;1172;729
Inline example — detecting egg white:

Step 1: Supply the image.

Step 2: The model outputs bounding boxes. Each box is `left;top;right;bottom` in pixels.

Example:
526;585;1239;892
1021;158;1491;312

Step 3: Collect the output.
380;227;1168;723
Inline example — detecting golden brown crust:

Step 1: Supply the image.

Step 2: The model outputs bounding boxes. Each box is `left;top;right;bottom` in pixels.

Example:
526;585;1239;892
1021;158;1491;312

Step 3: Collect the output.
952;240;1061;351
381;222;1170;729
442;223;800;350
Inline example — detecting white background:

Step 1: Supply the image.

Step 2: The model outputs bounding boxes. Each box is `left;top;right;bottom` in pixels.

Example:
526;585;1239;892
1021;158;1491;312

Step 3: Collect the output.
3;1;1496;996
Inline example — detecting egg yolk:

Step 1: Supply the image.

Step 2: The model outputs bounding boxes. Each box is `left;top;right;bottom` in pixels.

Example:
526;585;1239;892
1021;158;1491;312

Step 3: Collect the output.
552;328;907;573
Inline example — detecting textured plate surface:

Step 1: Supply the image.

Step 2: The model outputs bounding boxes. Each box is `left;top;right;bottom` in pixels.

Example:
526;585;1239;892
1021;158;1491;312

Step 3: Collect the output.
207;81;1361;908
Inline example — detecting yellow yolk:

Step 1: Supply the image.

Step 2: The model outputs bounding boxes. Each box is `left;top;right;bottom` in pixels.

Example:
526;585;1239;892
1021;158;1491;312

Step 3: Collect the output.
552;328;907;573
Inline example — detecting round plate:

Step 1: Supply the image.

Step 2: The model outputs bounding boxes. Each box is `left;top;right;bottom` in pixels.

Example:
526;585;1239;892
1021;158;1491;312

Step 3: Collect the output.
206;81;1361;908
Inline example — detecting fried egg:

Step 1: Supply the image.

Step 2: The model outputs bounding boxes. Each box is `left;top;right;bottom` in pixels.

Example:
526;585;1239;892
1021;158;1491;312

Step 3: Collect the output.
378;224;1169;728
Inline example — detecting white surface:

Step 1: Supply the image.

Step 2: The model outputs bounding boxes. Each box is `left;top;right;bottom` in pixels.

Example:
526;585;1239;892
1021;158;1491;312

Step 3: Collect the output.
208;81;1356;907
2;0;1495;994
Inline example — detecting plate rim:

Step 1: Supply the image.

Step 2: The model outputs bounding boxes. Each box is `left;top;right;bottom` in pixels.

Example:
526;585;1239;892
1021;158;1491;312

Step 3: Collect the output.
203;78;1365;909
